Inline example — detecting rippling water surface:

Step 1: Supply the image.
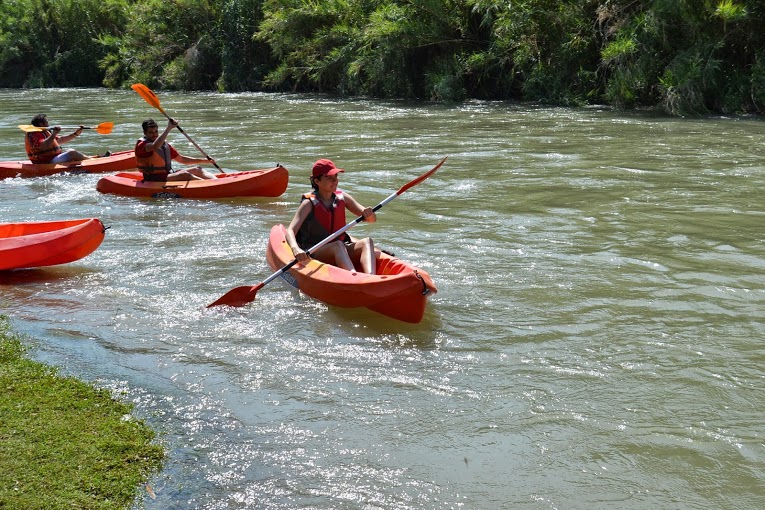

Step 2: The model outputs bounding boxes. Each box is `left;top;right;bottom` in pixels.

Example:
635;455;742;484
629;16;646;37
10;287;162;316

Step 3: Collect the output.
1;89;764;509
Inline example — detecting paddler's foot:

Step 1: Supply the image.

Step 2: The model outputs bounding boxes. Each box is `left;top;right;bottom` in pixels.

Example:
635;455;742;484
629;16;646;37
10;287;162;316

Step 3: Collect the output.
97;150;111;158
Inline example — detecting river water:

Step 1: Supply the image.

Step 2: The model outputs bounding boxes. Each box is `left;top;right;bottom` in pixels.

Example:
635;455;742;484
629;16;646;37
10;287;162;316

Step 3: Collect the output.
0;88;763;509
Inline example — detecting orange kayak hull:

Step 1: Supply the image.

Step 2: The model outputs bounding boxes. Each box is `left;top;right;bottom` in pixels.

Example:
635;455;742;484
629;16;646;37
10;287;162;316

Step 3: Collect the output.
96;166;288;199
0;150;136;179
0;218;106;270
265;224;437;323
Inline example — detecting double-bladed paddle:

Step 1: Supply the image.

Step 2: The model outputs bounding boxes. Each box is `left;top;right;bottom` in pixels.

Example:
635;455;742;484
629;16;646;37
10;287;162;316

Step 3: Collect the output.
206;156;448;308
18;122;114;135
131;83;225;173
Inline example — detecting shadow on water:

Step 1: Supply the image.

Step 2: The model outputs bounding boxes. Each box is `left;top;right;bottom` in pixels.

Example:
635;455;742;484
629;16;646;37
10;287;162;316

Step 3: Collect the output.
323;304;443;347
0;266;103;314
0;266;94;286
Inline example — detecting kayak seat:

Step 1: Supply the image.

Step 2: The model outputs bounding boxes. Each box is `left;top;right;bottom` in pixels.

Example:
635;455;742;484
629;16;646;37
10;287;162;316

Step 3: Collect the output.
376;257;411;277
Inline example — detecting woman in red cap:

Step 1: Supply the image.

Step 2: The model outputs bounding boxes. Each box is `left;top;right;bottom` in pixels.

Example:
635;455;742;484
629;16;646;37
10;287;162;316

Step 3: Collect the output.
285;158;378;274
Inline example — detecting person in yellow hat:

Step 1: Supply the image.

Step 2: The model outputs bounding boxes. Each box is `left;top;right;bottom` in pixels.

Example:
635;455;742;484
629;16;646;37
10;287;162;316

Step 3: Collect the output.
25;114;98;163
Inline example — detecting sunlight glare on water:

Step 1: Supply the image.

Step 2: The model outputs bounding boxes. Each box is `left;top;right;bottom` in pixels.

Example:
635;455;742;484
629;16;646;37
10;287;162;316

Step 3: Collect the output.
0;89;764;509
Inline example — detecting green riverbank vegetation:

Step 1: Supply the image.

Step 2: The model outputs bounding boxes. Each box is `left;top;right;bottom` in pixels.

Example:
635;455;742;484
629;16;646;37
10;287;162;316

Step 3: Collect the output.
0;316;164;509
1;0;764;116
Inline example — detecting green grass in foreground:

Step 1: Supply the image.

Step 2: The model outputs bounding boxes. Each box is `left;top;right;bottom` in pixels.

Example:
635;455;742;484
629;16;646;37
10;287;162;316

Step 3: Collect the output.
0;315;164;509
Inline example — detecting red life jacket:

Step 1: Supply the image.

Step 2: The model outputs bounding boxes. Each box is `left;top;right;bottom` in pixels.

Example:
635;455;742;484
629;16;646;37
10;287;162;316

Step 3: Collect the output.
25;131;62;163
134;136;172;178
296;191;348;248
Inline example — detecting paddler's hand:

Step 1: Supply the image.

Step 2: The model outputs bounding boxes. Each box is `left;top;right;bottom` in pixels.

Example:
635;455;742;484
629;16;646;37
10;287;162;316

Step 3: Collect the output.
73;126;84;137
361;207;376;223
51;126;61;135
167;118;178;130
291;246;310;264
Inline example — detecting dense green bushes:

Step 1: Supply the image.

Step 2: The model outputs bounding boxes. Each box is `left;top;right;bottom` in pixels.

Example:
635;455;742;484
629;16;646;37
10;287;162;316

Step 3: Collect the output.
597;0;765;115
0;0;126;87
1;0;763;115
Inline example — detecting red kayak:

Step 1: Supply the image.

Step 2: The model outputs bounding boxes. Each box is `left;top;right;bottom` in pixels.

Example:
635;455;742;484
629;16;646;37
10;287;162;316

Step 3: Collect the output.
96;166;289;199
0;218;106;270
265;224;437;323
0;150;137;179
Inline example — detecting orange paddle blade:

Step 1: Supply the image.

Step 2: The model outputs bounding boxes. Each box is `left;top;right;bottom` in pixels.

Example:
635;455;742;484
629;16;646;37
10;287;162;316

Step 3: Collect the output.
131;83;162;110
397;156;447;195
93;122;114;134
19;122;113;134
207;283;263;308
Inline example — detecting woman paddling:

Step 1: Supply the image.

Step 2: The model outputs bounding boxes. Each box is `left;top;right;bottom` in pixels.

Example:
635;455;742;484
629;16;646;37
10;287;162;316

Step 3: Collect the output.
285;159;379;274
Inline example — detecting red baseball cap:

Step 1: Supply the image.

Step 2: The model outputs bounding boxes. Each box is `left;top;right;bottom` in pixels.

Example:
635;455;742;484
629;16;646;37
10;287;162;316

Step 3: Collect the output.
312;159;344;178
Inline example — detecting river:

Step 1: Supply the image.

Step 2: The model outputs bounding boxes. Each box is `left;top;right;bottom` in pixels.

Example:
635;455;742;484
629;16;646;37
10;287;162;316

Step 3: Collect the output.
1;88;763;509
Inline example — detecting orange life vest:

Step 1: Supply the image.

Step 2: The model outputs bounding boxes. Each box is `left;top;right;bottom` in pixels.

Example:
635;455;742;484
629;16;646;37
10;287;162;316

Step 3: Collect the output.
25;131;62;163
134;136;172;178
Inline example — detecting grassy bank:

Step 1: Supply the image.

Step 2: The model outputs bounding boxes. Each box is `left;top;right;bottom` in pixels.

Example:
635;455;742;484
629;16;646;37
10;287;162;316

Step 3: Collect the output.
0;315;164;509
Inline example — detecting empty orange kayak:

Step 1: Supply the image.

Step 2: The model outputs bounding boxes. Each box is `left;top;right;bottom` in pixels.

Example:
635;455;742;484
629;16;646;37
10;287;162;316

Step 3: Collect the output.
0;218;106;270
0;150;136;179
96;166;289;199
265;224;437;323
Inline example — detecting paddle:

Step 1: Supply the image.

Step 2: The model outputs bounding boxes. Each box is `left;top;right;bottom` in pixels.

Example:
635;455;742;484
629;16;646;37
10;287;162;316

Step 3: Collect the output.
18;122;114;135
207;156;448;308
131;83;225;173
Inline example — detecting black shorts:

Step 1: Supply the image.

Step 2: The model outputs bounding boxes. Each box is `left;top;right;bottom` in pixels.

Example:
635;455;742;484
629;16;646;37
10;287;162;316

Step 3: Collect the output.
142;172;169;182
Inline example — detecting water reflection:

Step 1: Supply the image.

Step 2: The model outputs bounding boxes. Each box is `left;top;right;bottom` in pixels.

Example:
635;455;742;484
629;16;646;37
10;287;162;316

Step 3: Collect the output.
1;89;764;509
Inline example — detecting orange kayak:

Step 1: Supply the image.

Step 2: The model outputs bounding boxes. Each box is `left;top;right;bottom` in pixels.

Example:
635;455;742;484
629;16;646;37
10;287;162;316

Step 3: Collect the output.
0;150;136;179
265;224;437;323
96;166;289;199
0;218;106;270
